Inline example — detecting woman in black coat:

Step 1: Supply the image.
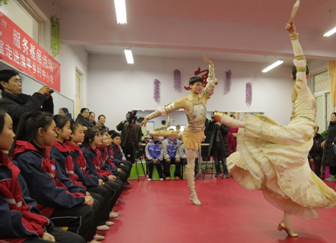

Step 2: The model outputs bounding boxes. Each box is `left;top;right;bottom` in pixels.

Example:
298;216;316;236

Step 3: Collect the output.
75;108;93;130
207;118;229;177
322;112;336;182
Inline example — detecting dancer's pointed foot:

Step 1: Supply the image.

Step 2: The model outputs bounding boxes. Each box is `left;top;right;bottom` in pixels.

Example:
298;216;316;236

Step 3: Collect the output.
277;222;298;237
190;194;201;205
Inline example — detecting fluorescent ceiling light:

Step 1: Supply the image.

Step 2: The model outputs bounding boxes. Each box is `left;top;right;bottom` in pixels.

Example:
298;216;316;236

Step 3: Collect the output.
262;60;284;73
114;0;127;24
323;27;336;37
124;49;134;64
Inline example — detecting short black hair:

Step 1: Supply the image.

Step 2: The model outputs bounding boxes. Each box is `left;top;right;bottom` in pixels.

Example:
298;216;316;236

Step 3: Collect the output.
161;120;166;125
111;132;121;139
83;127;100;146
189;76;203;85
53;114;71;129
0;69;20;90
98;114;106;120
59;108;69;114
80;108;89;114
292;65;309;80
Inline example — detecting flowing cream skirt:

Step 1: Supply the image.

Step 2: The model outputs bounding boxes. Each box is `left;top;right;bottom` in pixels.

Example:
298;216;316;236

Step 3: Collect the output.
227;114;336;219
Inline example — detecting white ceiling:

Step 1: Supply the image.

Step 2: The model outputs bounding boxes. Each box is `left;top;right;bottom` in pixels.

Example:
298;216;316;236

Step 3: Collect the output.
34;0;336;64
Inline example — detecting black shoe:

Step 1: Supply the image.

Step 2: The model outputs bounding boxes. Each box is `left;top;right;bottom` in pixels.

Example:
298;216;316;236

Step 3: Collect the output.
215;172;221;177
224;173;229;178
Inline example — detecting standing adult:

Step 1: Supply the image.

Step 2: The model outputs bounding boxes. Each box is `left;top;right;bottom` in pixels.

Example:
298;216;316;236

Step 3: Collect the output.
0;69;54;132
207;119;229;177
309;126;324;178
322;112;336;182
227;115;239;156
116;112;143;163
140;56;217;206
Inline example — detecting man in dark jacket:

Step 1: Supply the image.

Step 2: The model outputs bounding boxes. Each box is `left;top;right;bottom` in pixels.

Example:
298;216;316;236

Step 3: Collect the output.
309;126;325;178
116;115;143;163
322;112;336;182
207;118;230;177
0;69;54;132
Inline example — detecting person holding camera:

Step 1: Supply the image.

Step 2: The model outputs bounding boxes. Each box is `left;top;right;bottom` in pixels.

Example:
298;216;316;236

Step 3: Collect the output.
0;69;54;133
207;115;230;177
116;111;143;163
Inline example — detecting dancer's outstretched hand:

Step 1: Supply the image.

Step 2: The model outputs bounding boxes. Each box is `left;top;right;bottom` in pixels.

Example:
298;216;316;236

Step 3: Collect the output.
140;118;148;127
203;55;213;65
286;21;296;34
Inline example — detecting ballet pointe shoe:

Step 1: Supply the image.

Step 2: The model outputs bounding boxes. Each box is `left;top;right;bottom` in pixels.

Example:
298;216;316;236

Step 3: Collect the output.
190;194;201;206
277;222;298;237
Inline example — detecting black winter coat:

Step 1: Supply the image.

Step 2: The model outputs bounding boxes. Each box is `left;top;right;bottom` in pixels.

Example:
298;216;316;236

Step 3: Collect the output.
75;114;93;128
322;122;336;167
0;90;54;133
309;133;324;159
116;121;143;148
207;120;229;157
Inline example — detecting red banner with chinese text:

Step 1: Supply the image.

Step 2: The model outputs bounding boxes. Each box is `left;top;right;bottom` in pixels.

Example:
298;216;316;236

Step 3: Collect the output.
0;12;60;92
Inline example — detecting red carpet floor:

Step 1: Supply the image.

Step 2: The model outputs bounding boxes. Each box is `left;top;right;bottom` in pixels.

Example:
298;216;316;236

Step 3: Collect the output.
100;176;336;243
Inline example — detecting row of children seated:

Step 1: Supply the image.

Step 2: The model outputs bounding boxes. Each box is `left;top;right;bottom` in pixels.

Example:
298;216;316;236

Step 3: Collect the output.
145;136;199;181
0;109;134;243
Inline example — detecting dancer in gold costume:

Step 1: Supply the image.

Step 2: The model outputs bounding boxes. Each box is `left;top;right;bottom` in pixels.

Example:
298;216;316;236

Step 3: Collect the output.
214;20;336;237
140;56;217;205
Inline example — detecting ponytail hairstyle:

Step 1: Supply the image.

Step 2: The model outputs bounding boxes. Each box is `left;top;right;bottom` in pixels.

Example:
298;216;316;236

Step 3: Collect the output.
53;114;71;129
69;121;83;141
0;109;7;134
82;127;100;147
15;111;54;142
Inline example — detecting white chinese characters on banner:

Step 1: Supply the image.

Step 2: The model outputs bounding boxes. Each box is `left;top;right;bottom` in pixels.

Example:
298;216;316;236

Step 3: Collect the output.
1;28;55;84
0;12;60;91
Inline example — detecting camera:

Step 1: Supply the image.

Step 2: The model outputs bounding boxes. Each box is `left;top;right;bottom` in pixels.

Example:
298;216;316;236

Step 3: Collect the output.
126;110;137;123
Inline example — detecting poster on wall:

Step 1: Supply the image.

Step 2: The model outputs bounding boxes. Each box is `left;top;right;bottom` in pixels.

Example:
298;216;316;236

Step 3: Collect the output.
0;12;61;92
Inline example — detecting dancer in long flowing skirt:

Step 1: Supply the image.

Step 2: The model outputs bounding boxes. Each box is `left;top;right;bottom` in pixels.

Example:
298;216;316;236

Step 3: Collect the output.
214;20;336;237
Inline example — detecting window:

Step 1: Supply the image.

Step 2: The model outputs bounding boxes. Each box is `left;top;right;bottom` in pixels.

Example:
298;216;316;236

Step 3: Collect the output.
313;71;330;131
0;0;43;43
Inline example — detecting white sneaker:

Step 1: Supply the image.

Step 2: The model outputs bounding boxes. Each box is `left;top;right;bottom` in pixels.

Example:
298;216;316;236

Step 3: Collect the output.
148;178;152;181
160;178;163;181
326;175;336;182
94;234;105;241
96;225;109;231
109;211;119;218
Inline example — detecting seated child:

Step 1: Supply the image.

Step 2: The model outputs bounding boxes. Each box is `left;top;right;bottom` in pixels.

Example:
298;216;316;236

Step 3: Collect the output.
11;111;98;242
99;133;130;188
65;123;119;219
145;136;164;181
0;110;85;243
51;115;113;230
162;137;181;180
81;128;123;215
110;133;133;182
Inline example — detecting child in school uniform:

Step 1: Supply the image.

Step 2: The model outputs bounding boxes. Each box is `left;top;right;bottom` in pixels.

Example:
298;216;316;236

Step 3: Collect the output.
0;109;85;243
145;136;164;181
